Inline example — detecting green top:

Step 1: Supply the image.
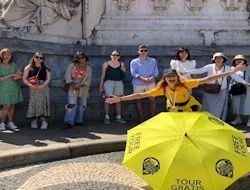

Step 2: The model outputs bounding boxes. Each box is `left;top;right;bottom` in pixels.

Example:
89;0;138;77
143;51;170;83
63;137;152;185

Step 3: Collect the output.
0;63;23;105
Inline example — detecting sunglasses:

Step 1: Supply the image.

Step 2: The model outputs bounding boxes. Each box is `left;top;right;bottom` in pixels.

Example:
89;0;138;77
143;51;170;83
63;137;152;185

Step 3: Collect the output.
140;49;148;52
79;57;86;59
111;54;120;57
34;56;43;60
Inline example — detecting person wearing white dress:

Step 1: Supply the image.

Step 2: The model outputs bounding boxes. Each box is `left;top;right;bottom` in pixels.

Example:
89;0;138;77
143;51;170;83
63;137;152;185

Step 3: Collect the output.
184;52;249;121
229;55;250;127
170;47;196;79
170;47;196;93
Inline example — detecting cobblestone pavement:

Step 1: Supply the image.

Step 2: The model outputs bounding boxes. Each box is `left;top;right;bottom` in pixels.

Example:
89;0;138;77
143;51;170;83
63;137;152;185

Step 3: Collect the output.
0;151;150;190
0;151;250;190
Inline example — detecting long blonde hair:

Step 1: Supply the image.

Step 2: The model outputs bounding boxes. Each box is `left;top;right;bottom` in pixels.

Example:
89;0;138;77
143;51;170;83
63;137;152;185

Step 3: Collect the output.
27;52;51;71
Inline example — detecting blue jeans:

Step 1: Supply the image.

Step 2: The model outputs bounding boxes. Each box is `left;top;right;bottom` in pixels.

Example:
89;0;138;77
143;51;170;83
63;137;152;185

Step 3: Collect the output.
64;95;87;125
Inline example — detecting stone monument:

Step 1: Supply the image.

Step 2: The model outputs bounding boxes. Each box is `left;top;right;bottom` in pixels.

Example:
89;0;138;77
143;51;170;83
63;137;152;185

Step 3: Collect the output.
92;0;250;46
0;0;84;44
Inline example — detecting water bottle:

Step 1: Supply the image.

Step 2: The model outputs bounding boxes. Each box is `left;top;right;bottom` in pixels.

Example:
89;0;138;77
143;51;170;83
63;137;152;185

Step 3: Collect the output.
101;91;106;98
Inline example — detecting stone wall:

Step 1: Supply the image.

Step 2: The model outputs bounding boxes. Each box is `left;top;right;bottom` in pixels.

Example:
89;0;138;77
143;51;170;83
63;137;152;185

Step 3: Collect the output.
0;1;250;46
1;38;250;124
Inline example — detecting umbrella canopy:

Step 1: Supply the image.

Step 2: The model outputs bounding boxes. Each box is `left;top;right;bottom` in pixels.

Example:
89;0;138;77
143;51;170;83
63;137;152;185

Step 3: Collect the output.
123;112;250;190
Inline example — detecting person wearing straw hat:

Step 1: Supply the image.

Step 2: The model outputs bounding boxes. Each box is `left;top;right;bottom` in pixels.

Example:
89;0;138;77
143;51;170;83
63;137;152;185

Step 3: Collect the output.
105;64;246;113
182;52;249;121
229;55;250;127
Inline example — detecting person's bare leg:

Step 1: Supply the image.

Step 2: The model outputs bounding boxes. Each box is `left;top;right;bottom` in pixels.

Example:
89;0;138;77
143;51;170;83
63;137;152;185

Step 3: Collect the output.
104;102;110;116
7;104;15;122
149;97;156;117
1;104;10;123
136;99;144;121
115;102;121;116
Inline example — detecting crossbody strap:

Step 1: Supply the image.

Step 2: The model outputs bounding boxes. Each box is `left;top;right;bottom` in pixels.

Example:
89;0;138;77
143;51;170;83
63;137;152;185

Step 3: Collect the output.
215;65;225;85
35;67;42;77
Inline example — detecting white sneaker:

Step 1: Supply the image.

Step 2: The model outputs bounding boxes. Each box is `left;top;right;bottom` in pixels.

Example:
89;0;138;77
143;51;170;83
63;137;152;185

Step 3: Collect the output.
31;120;38;129
40;121;48;130
246;120;250;128
0;122;6;131
7;122;18;130
230;118;242;125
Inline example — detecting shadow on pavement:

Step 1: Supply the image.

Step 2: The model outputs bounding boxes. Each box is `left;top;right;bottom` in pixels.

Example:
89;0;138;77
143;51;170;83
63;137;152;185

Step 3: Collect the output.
0;120;134;148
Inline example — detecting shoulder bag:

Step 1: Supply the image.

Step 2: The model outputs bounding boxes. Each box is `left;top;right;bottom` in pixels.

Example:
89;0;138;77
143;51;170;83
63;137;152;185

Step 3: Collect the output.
203;66;225;94
28;67;41;85
229;71;247;96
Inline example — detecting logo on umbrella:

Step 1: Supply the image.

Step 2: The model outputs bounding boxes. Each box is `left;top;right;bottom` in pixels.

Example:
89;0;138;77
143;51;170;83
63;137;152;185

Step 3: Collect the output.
215;159;234;178
208;116;224;126
142;157;160;175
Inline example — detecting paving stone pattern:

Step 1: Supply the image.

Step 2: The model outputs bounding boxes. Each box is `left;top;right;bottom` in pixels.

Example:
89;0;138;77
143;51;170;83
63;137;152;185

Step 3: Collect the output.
0;152;149;190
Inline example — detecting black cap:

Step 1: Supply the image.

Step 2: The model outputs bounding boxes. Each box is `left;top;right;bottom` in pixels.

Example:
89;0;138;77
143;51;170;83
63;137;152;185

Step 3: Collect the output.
163;69;178;77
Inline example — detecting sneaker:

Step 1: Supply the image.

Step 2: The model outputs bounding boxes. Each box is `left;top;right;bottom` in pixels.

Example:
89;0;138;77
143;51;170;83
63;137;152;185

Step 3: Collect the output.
230;118;242;125
61;123;72;129
246;120;250;128
40;121;48;130
116;118;126;124
104;118;110;124
7;122;18;130
31;120;38;129
0;123;6;131
75;122;87;127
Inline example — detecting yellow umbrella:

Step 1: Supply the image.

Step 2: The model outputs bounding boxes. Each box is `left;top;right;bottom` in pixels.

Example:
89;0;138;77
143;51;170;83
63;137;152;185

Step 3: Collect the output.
123;112;250;190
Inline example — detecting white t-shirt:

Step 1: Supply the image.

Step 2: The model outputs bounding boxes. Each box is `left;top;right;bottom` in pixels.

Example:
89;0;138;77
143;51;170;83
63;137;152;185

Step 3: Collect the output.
170;59;196;79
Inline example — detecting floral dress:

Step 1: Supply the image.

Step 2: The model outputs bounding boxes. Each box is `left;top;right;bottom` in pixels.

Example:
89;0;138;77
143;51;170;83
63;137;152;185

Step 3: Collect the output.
0;63;23;105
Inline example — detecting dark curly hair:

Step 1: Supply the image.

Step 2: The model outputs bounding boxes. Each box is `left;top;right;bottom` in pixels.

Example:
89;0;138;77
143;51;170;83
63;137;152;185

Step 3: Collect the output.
73;51;89;64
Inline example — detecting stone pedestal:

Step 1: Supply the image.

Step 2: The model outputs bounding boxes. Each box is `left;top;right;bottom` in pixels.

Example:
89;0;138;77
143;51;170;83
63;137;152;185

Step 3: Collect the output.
93;0;250;46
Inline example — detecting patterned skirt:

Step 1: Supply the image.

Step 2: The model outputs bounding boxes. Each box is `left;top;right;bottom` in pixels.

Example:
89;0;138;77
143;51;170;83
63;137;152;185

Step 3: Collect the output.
26;86;50;119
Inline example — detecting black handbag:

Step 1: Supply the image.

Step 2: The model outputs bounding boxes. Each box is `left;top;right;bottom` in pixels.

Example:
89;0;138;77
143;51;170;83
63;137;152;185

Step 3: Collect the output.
229;83;246;95
229;71;247;96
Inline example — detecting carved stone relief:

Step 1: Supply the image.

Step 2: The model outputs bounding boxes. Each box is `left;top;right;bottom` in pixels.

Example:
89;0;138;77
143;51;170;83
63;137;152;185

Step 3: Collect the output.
112;0;136;10
0;0;81;33
184;0;207;11
220;0;244;11
149;0;170;10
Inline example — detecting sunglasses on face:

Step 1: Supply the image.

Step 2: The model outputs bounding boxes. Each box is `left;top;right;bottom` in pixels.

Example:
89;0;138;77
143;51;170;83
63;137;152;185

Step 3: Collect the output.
139;49;148;52
79;57;86;59
111;54;120;57
34;56;43;60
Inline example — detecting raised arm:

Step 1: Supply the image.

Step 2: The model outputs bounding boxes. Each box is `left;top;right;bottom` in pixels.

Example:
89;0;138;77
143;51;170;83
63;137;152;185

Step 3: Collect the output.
230;73;248;85
199;63;245;85
105;92;149;104
185;64;210;75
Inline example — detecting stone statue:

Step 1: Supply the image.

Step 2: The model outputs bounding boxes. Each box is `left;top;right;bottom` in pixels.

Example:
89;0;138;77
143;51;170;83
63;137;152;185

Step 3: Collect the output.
148;0;170;10
0;0;81;33
113;0;135;10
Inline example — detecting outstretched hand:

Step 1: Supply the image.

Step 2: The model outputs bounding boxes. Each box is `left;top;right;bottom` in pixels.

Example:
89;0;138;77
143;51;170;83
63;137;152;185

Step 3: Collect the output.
233;63;245;73
105;95;121;104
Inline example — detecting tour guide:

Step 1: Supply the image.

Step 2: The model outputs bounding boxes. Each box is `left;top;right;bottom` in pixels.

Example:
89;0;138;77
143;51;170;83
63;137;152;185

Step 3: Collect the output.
106;64;245;112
